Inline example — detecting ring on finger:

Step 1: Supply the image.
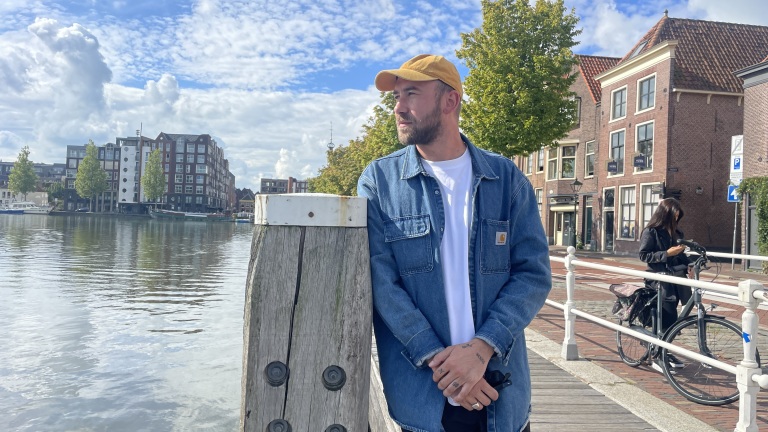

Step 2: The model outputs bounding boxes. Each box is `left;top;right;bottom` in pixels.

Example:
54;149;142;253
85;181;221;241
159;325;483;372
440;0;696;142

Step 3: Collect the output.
472;402;482;410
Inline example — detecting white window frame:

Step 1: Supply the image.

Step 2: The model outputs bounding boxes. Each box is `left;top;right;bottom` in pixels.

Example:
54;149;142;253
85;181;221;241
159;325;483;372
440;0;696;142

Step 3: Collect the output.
537;148;545;172
535;188;543;216
637;73;656;113
525;154;533;175
609;129;626;177
610;86;628;121
584;141;595;178
546;147;558;181
635;121;654;173
618;186;636;240
560;145;576;179
640;183;663;230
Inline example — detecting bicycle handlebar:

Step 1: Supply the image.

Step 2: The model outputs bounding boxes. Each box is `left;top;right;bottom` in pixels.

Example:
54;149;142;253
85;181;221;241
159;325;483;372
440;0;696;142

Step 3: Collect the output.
676;238;707;258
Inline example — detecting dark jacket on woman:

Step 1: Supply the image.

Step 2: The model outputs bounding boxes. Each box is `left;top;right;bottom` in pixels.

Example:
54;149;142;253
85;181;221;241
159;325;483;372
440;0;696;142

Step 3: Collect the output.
638;227;691;275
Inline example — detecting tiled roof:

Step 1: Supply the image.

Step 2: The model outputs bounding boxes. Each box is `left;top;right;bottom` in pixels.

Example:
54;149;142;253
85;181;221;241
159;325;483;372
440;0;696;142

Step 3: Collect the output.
619;16;768;93
576;55;620;103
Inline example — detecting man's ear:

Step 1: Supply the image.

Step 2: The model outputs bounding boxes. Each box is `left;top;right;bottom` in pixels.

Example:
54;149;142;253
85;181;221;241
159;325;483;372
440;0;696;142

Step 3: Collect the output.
443;90;460;115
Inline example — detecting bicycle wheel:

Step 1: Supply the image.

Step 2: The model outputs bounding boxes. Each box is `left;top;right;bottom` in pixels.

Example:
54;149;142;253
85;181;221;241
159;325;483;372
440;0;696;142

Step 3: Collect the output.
661;316;760;406
617;321;651;367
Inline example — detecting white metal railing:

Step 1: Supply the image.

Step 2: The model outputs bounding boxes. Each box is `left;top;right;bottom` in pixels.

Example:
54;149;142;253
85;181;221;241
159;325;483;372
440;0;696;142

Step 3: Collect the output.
549;246;768;432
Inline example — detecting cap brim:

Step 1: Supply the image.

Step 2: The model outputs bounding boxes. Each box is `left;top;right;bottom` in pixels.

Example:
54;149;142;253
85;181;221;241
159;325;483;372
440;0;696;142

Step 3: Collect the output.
374;69;439;92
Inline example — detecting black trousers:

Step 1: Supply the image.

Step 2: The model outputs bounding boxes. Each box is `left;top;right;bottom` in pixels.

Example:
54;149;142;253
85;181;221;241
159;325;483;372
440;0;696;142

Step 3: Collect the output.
660;283;692;332
401;400;532;432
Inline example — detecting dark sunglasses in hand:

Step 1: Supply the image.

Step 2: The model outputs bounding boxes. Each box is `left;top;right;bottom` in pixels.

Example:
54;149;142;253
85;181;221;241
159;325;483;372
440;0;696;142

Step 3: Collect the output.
485;370;511;390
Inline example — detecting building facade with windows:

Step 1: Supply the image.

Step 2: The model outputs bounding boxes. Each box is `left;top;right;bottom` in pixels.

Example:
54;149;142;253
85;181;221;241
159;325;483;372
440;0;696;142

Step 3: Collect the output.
64;143;122;212
517;14;768;255
517;54;619;249
260;177;308;194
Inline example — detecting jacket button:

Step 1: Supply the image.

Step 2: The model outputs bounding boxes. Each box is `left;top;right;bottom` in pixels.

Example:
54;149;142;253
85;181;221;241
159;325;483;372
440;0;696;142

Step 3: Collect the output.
434;190;440;195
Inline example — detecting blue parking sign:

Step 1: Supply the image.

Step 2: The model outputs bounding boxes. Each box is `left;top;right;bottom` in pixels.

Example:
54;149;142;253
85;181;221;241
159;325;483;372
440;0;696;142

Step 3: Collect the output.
727;185;741;202
734;157;741;170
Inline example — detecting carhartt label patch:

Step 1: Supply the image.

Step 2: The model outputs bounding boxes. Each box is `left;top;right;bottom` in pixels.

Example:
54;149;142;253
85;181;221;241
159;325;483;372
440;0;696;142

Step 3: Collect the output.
495;232;507;246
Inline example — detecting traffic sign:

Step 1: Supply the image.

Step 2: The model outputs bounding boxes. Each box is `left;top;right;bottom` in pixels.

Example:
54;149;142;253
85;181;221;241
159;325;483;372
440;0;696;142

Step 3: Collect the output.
730;135;743;182
727;185;741;203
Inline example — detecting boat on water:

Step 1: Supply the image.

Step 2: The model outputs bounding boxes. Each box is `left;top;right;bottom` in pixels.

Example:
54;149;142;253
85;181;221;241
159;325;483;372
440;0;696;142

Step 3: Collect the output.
233;212;254;224
4;202;52;215
149;208;231;222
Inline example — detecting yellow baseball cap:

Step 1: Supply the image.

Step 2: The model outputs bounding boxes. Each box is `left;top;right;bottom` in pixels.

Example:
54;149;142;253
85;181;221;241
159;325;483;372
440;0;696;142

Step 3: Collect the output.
375;54;462;96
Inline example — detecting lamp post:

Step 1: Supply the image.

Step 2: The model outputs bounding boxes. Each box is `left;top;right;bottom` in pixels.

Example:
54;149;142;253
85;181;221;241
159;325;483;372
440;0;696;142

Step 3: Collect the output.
570;179;582;247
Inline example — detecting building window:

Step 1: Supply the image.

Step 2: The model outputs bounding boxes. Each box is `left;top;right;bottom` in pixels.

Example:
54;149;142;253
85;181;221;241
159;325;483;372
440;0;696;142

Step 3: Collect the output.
185;185;193;194
186;143;195;153
186;165;191;173
636;122;653;171
186;175;193;183
196;175;204;184
571;96;581;126
611;87;627;120
196;164;207;174
176;164;183;172
196;196;203;204
641;184;663;230
197;155;205;164
537;149;545;172
535;188;543;216
176;154;184;163
185;196;192;204
196;185;203;194
198;144;206;153
546;148;558;180
164;163;169;172
175;174;183;183
610;130;625;175
175;185;182;193
526;154;533;175
186;154;195;163
619;186;636;239
585;141;595;177
638;75;655;111
561;145;575;179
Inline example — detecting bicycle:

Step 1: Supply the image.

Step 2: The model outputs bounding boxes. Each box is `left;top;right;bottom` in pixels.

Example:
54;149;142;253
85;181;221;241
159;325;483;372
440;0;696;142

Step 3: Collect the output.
612;239;761;406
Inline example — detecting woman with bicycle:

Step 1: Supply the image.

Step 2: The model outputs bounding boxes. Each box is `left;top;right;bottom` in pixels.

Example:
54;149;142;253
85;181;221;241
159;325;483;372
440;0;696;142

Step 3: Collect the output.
638;198;692;370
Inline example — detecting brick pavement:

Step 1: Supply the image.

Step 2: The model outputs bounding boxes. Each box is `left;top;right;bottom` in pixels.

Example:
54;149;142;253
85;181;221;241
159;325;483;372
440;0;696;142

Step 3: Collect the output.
530;278;768;431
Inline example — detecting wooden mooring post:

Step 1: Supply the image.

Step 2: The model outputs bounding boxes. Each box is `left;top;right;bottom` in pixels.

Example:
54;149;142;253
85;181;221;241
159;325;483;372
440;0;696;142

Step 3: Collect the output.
240;194;378;432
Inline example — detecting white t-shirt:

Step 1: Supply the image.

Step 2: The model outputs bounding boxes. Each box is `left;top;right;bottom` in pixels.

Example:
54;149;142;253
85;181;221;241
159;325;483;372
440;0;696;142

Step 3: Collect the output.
422;148;475;347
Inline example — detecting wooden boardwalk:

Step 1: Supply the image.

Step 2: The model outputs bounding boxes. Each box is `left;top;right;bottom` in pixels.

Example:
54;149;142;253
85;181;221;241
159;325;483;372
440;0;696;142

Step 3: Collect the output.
529;351;659;431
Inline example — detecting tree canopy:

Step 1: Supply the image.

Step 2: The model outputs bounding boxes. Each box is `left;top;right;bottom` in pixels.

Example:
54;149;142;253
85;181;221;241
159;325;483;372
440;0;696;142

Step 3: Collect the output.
9;146;38;200
75;140;108;210
141;148;166;205
457;0;580;157
308;92;401;195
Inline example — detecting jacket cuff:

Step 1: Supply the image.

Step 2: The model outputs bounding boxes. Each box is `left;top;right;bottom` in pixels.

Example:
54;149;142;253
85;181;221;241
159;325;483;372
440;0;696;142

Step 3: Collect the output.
404;328;444;368
475;319;517;365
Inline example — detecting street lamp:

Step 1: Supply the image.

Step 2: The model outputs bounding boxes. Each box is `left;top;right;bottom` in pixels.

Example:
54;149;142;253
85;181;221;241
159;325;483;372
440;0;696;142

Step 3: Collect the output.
570;179;583;247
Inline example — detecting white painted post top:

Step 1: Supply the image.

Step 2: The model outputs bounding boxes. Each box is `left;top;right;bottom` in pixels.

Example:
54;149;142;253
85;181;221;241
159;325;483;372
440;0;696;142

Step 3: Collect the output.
254;193;367;227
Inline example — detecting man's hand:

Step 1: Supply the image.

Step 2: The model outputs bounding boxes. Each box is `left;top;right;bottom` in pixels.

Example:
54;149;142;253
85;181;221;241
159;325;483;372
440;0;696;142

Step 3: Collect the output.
428;338;495;404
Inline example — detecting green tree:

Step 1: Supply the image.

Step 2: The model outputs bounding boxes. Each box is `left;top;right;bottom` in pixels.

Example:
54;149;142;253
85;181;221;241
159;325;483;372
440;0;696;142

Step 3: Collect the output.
46;182;65;207
309;92;400;195
8;146;39;201
457;0;580;157
75;140;108;212
141;148;166;208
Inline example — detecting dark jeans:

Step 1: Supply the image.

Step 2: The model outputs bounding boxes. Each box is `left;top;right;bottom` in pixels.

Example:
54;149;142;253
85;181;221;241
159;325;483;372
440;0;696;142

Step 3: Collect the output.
660;283;692;332
401;400;532;432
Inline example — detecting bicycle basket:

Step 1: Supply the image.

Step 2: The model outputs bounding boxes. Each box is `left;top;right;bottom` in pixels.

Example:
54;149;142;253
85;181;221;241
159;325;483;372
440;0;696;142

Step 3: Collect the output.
609;284;655;326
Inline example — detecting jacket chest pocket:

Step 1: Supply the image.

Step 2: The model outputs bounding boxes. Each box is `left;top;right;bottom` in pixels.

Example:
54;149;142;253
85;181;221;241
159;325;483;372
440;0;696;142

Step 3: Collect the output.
480;219;510;274
384;215;434;276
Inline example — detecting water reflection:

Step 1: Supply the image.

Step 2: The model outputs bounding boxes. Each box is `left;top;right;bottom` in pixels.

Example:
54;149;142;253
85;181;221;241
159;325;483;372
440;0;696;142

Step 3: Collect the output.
0;215;251;431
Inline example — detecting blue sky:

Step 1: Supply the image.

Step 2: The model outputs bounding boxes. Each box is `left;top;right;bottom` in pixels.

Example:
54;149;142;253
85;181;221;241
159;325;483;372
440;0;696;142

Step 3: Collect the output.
1;0;767;191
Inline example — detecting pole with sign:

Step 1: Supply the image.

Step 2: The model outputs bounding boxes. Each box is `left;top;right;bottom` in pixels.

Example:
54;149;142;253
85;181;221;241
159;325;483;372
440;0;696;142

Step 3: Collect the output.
730;136;743;269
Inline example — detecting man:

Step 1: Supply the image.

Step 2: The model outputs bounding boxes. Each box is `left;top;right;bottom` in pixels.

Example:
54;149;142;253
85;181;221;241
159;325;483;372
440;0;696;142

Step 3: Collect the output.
357;54;551;432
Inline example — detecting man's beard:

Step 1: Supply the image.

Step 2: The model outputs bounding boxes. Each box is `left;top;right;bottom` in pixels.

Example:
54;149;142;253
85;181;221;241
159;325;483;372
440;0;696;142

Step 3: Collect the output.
397;103;442;146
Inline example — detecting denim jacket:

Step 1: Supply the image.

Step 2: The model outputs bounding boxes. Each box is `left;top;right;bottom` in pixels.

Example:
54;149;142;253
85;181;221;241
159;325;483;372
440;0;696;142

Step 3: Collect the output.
357;136;552;432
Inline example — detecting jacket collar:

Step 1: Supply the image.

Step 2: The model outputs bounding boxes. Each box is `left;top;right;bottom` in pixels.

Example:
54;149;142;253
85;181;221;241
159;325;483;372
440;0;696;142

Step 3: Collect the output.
400;134;499;181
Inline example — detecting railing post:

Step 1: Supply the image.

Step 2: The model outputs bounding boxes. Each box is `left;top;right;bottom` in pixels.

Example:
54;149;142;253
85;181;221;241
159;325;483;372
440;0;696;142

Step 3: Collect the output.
561;246;579;360
734;279;763;432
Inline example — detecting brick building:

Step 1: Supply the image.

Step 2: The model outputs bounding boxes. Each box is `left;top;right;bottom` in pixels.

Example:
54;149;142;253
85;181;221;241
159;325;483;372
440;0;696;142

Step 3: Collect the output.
736;55;768;267
518;14;768;254
260;177;308;194
116;133;237;214
64;143;121;212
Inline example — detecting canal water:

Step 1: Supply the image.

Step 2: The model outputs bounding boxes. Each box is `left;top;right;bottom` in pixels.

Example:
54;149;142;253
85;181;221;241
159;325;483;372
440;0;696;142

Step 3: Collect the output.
0;214;253;431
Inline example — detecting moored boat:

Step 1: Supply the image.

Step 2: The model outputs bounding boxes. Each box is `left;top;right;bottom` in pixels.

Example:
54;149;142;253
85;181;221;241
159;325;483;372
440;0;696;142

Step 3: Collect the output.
7;202;52;215
149;208;230;222
0;207;24;215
